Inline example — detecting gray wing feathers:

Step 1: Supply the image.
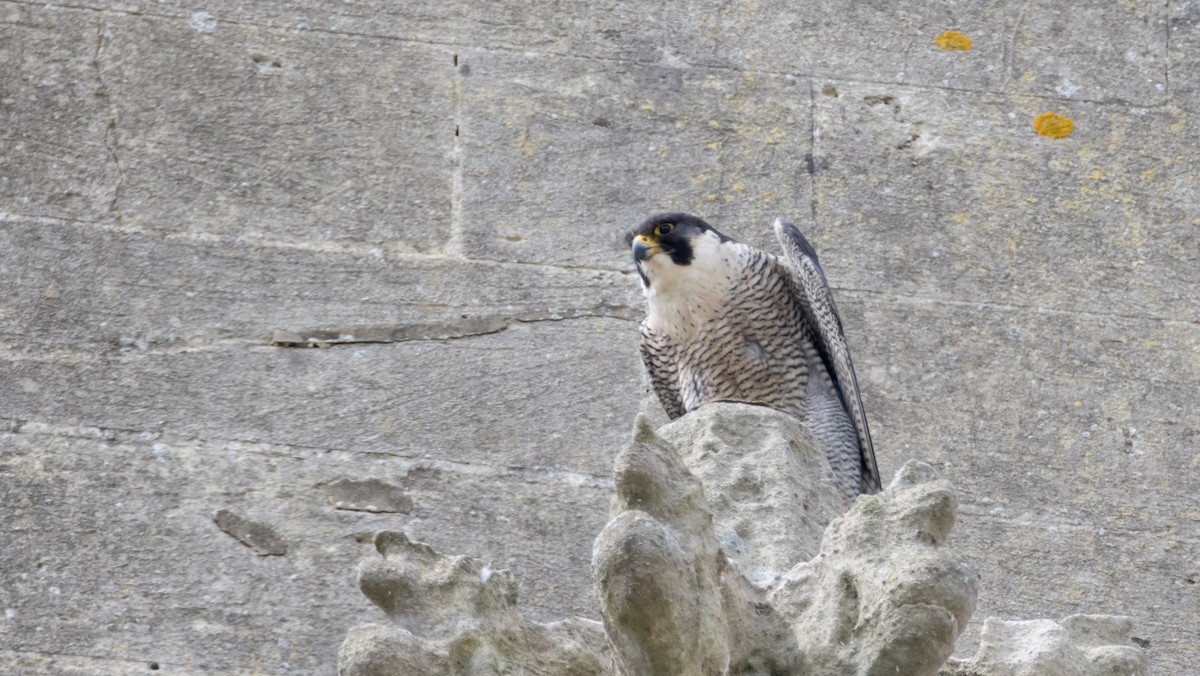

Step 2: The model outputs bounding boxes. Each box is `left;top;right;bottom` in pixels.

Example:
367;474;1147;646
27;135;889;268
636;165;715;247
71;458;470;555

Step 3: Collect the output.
639;323;687;420
773;219;882;494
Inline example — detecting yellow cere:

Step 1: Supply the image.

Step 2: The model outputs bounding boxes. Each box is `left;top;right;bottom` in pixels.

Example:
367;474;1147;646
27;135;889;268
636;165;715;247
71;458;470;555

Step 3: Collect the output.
934;30;972;51
1034;112;1075;138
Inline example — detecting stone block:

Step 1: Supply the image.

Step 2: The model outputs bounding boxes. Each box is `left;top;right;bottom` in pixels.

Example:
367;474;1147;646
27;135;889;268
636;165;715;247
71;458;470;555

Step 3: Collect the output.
67;0;666;63
96;14;452;248
457;49;812;267
0;423;609;671
0;217;641;352
1;316;642;475
809;81;1199;319
0;5;120;222
667;0;1167;105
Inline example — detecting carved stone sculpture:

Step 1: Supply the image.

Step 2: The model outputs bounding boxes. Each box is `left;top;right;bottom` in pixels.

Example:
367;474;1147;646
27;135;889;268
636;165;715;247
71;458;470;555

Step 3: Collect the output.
339;404;1146;676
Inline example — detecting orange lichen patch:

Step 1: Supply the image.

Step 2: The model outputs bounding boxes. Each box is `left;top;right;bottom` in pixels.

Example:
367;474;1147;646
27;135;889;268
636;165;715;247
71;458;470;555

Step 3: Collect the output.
934;30;972;51
1034;111;1075;138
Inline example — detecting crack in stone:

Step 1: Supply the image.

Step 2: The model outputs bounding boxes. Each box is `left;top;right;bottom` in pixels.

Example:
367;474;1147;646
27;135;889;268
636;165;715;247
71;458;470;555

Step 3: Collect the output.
445;50;466;258
0;648;172;669
808;79;819;225
837;286;1200;328
0;212;643;277
269;310;640;348
91;17;125;217
3;417;616;485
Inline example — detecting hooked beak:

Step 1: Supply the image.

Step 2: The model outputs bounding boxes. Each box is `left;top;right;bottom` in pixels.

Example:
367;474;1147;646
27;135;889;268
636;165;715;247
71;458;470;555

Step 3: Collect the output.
632;234;659;261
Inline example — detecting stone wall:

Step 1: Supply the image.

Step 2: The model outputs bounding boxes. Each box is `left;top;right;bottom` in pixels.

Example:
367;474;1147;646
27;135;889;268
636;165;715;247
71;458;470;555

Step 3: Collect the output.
2;1;1197;673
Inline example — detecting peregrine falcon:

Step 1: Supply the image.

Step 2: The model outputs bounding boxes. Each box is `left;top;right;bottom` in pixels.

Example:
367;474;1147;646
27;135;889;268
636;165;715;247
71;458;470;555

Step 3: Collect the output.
626;212;881;502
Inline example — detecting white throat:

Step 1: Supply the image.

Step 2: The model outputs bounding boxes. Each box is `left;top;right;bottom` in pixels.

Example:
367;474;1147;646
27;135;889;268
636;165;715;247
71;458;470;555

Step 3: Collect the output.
640;231;747;335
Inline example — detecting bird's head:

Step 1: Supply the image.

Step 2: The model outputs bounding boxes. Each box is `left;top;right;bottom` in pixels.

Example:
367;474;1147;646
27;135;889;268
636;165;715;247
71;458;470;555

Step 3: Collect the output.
625;212;730;289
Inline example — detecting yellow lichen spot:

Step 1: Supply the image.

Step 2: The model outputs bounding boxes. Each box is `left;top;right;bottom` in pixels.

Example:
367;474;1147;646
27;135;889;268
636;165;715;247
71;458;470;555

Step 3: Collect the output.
1086;168;1104;180
1128;220;1146;248
1073;401;1083;408
934;30;972;51
516;130;536;156
952;212;970;225
1141;168;1157;180
704;193;718;201
640;102;656;112
744;74;756;82
708;119;721;129
1034;111;1074;138
732;181;746;193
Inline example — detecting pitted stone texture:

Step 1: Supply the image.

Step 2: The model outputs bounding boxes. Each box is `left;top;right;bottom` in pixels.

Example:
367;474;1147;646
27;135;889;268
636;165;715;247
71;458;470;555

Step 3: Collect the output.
771;461;977;676
594;415;779;675
942;615;1147;676
593;409;977;676
843;288;1197;667
656;403;846;586
339;531;612;676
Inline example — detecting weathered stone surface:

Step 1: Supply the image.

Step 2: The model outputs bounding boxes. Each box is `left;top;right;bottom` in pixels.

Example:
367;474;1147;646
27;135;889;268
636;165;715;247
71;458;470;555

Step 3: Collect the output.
94;13;453;248
339;532;612;676
809;80;1199;319
667;1;1168;105
593;408;978;676
0;651;164;676
1;318;640;475
0;5;119;222
844;289;1199;667
656;403;846;585
212;508;289;555
326;479;413;514
3;0;1198;671
942;614;1147;676
0;422;609;670
1172;1;1200;112
55;0;666;63
0;217;640;352
773;461;976;676
458;49;812;267
339;407;1156;675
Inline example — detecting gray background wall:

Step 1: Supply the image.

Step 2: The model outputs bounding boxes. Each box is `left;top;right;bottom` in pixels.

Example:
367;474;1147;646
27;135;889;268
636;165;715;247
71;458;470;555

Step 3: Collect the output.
2;0;1198;673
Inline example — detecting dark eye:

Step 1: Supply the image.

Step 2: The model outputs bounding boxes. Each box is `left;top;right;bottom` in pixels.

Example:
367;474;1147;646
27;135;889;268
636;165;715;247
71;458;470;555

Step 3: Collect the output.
656;223;674;236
